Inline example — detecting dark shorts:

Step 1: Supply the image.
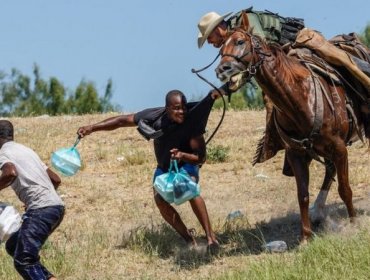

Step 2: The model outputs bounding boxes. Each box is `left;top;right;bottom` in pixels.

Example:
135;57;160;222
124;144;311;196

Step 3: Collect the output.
153;163;200;183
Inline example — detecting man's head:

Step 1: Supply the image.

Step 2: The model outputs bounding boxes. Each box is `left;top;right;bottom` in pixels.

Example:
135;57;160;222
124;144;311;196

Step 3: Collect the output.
165;90;187;124
0;120;14;146
197;11;232;48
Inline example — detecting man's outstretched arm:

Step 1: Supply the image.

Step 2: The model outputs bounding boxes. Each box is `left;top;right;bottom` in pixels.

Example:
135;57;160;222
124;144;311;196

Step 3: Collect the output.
77;114;136;138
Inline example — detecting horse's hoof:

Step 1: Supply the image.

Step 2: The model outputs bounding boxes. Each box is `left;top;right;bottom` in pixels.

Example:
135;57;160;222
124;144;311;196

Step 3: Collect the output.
350;216;358;224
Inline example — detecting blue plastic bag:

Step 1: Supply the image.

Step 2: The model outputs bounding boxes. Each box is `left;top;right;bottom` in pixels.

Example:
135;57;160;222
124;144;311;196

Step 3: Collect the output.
153;160;200;205
51;137;81;177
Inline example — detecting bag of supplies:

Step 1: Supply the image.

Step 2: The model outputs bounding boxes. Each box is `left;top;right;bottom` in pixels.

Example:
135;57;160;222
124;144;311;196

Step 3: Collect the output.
51;136;82;177
153;160;200;205
0;202;22;243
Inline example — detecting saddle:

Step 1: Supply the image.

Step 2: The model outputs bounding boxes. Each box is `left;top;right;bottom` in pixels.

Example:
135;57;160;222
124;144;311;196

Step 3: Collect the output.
329;33;370;64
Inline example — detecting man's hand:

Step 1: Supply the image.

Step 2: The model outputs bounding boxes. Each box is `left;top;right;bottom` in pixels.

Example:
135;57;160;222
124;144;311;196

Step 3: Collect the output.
210;83;232;100
170;148;184;161
77;125;93;138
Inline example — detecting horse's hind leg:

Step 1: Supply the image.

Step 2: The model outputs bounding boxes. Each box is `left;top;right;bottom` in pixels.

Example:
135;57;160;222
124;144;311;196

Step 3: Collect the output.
310;159;336;224
333;145;356;220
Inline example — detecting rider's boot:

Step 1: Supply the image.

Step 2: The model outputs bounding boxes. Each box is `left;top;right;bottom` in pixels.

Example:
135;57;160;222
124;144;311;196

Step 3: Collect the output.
294;28;370;94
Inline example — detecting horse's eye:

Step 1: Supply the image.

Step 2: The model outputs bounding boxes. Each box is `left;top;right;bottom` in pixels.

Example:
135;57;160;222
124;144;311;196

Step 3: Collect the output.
236;39;245;46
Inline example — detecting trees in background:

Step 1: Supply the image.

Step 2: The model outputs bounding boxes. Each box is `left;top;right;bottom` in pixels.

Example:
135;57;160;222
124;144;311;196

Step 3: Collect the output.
0;64;118;116
360;24;370;47
1;24;368;116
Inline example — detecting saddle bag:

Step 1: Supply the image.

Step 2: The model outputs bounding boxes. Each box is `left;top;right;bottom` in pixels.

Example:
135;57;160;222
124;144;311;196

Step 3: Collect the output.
280;16;305;45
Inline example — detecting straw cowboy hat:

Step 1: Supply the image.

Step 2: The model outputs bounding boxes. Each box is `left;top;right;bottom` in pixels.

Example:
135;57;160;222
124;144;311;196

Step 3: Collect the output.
197;11;232;48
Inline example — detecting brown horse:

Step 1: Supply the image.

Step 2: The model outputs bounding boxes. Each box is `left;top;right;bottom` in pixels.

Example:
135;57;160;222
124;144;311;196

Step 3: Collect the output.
215;23;367;242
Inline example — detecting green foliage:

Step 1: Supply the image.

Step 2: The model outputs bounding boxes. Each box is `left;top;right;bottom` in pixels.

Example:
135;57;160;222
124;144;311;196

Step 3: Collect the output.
207;144;230;163
0;64;119;116
217;230;370;280
213;81;264;110
359;24;370;47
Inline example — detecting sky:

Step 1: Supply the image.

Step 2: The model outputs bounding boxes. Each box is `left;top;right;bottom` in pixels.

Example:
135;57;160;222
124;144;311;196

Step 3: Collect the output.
0;1;369;112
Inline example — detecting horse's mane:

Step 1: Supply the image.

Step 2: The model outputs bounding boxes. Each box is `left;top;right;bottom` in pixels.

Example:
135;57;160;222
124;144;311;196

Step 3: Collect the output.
268;43;309;84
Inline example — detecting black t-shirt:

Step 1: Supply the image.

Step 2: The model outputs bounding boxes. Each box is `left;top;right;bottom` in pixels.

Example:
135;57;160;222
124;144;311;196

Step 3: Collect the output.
133;93;214;170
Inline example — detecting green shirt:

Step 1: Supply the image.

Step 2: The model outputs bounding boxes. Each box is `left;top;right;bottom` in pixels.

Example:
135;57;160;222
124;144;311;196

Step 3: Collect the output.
227;8;304;45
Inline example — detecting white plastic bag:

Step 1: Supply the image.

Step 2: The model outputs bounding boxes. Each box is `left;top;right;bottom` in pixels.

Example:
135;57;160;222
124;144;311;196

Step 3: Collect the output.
0;203;22;243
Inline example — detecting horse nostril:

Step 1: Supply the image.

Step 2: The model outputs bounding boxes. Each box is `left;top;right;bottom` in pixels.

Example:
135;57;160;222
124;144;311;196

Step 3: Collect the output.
222;65;232;72
216;64;228;73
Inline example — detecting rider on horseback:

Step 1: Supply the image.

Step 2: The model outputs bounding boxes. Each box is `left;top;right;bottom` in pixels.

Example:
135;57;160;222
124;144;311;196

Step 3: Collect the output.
197;8;370;137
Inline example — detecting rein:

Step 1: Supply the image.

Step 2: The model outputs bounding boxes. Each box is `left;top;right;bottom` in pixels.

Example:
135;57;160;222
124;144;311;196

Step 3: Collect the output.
191;55;228;145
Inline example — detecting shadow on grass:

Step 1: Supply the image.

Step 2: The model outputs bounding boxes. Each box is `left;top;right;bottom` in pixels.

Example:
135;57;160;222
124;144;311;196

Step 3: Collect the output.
115;223;216;269
114;198;370;270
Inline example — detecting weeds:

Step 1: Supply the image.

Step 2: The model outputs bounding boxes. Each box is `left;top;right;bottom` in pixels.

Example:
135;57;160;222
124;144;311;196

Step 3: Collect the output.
207;145;230;163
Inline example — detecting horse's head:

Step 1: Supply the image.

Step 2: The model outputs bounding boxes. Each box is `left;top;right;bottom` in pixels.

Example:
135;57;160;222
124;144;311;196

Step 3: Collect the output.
216;29;257;91
215;11;264;91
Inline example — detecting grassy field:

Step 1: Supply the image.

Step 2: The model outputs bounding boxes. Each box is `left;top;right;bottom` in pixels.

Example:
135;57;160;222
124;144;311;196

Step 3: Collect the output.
0;109;369;279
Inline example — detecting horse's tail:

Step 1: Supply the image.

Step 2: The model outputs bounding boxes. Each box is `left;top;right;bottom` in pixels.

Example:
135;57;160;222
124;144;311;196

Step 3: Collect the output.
252;134;265;165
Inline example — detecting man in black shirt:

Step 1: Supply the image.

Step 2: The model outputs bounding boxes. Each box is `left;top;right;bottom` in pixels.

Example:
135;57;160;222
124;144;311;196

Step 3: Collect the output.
77;89;221;250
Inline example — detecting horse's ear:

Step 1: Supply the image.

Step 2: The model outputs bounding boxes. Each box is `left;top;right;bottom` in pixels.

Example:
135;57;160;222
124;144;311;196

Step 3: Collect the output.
240;11;250;32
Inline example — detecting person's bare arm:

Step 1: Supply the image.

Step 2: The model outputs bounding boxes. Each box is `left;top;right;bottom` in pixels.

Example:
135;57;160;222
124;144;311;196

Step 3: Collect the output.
47;168;61;190
0;162;18;191
77;114;136;138
170;135;206;165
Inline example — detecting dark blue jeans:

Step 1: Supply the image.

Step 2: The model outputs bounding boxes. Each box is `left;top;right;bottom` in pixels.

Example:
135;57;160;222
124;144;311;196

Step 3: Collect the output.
5;205;65;280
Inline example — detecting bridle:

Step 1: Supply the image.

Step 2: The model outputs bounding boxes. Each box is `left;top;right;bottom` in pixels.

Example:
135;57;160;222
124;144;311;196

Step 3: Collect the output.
220;31;270;83
190;32;269;145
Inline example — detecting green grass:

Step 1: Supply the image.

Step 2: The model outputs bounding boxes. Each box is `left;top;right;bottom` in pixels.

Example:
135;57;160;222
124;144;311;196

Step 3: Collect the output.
207;145;230;163
217;229;370;280
1;112;370;279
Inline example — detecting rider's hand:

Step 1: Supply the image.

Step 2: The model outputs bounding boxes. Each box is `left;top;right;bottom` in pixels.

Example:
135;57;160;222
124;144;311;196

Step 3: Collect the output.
77;125;93;138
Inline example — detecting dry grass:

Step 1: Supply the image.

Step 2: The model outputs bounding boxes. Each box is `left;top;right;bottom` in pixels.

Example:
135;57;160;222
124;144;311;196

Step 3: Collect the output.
0;109;369;279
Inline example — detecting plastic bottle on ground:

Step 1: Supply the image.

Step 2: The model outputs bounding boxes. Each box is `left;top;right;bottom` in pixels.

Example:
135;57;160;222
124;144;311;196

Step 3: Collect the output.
263;240;288;253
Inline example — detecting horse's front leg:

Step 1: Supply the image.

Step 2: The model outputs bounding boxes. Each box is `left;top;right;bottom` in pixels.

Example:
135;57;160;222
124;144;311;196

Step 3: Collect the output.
286;150;312;242
310;159;336;224
332;145;356;220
